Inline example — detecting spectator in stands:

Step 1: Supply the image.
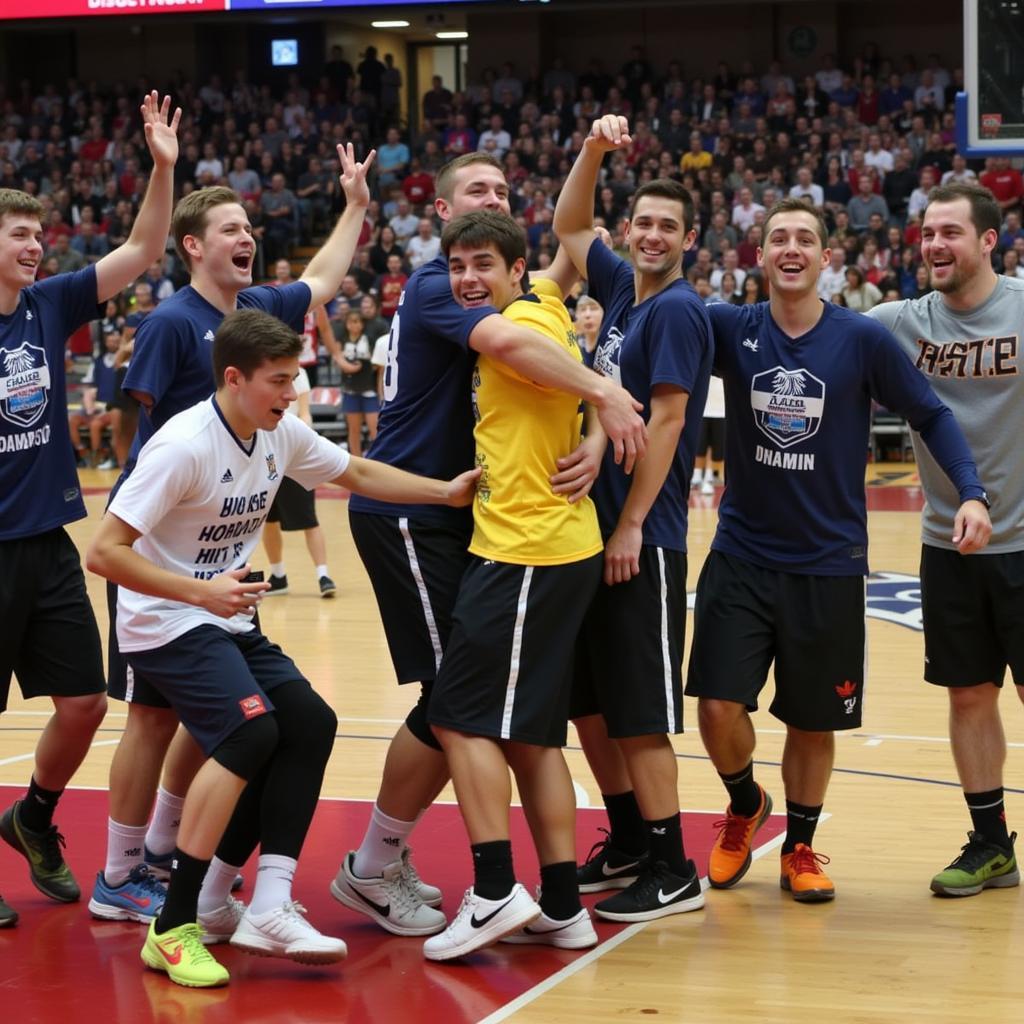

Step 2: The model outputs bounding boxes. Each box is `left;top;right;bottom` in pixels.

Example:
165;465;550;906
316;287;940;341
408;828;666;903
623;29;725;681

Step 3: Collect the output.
841;265;882;311
818;246;848;301
847;169;890;231
405;217;442;270
296;156;335;240
980;157;1024;216
260;172;298;262
377;128;410;188
423;76;454;132
388;197;419;245
377;252;407;321
789;166;824;209
882;151;917;224
941;153;977;186
70;220;109;263
369;223;404;276
732;187;766;234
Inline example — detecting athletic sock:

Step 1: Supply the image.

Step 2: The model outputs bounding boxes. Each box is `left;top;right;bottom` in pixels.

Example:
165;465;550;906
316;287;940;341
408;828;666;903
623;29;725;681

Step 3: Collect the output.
719;762;762;818
471;839;515;900
315;564;329;579
248;854;297;915
645;814;688;876
19;777;62;832
966;788;1011;847
539;861;582;920
270;562;286;578
197;856;244;915
783;800;823;854
603;790;647;855
156;849;209;932
104;819;148;887
145;786;184;857
352;803;417;877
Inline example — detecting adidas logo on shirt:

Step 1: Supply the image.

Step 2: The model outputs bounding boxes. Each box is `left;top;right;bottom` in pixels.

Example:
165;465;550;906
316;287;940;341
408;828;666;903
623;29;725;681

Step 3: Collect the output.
25;310;33;320
221;469;234;483
204;330;215;342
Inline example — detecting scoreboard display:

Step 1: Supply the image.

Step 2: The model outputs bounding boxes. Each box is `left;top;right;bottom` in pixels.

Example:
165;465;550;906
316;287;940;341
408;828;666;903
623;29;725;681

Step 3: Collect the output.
0;0;485;18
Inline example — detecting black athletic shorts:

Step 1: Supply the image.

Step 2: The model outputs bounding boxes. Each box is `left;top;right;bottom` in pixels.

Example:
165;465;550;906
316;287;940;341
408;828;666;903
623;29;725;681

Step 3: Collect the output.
0;528;105;711
266;476;318;531
124;624;305;755
685;550;866;731
920;544;1024;688
698;418;725;461
349;510;472;685
569;546;688;738
429;554;602;747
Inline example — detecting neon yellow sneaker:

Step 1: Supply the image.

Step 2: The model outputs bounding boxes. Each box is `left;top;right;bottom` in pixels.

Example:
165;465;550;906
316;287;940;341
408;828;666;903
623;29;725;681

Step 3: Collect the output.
141;920;229;988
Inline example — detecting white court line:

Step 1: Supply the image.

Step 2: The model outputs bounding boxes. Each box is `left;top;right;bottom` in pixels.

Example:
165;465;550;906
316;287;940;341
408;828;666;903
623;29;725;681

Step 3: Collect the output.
0;738;120;769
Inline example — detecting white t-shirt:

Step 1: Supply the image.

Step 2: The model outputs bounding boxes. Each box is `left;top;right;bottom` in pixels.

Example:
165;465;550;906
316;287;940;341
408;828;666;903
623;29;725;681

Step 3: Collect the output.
371;335;388;368
110;397;349;651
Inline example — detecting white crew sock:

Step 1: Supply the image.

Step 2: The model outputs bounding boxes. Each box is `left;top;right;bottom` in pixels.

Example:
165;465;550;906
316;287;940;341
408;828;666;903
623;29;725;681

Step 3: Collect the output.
144;785;184;857
248;854;297;915
270;562;286;578
197;855;244;915
352;803;417;878
104;819;148;887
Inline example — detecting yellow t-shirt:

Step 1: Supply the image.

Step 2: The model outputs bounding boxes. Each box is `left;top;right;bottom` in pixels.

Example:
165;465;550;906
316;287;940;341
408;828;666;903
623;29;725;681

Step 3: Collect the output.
470;278;602;566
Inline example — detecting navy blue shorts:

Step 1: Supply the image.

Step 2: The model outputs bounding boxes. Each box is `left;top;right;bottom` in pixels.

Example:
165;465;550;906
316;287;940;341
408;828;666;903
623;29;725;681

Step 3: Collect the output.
342;393;380;414
124;625;306;755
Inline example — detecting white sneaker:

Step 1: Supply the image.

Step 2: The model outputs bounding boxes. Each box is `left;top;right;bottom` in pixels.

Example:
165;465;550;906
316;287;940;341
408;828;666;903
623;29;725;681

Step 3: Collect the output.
700;478;715;495
500;907;598;949
230;900;347;964
330;851;446;936
401;846;443;907
423;883;541;962
197;896;246;945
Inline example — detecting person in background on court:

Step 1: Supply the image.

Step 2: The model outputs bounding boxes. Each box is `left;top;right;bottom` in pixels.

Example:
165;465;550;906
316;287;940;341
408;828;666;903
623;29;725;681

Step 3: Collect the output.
334;308;378;456
691;372;725;496
574;294;603;367
262;363;336;598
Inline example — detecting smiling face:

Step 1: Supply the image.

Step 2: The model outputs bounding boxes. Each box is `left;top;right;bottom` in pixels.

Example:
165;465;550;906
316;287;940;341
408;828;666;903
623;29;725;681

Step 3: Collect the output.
921;197;996;296
758;208;830;296
447;241;524;311
625;194;691;279
224;356;300;435
0;212;43;293
436;161;511;221
185;202;255;291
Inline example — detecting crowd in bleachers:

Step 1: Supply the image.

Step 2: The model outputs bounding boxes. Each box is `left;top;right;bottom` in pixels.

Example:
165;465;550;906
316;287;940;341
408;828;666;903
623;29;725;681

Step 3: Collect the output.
3;42;1024;356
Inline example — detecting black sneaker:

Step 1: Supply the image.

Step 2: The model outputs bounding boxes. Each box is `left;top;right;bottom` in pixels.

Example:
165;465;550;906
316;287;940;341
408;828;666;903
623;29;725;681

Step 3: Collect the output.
577;827;648;893
318;575;337;598
266;573;288;596
0;894;17;927
0;801;81;903
594;860;705;922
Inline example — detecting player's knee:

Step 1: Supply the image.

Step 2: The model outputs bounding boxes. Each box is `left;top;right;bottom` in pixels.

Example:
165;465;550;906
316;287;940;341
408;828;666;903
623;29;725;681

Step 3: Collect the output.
125;703;179;746
53;692;108;734
211;714;280;781
949;682;1000;714
300;690;338;761
406;682;443;751
698;697;744;735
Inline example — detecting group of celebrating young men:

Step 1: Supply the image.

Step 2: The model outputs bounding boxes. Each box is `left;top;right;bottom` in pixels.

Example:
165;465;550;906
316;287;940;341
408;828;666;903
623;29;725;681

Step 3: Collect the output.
1;95;1020;990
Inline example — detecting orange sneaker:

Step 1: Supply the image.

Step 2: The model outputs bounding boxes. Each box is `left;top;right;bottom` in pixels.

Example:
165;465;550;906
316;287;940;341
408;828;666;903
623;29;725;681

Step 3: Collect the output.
779;844;835;902
708;785;773;889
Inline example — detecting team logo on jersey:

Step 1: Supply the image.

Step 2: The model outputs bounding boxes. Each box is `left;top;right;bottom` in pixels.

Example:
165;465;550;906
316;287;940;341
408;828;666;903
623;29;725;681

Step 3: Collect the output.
239;694;267;720
203;330;215;342
835;679;858;715
750;366;825;448
593;325;624;386
221;469;234;483
0;342;51;428
265;453;278;481
743;336;759;352
25;310;33;321
685;571;923;631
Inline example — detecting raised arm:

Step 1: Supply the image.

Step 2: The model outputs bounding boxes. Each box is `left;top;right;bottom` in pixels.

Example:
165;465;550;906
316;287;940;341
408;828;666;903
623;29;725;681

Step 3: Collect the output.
95;93;181;303
553;115;631;277
299;143;377;310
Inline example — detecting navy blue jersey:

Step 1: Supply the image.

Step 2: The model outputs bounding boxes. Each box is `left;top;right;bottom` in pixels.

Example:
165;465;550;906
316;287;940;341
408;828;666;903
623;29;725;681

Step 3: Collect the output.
709;301;984;575
586;240;713;551
0;265;101;540
348;255;495;523
119;281;310;479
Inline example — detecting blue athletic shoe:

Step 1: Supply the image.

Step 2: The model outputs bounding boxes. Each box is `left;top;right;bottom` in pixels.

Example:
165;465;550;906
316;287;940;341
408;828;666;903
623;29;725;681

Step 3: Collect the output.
145;845;244;891
88;864;167;922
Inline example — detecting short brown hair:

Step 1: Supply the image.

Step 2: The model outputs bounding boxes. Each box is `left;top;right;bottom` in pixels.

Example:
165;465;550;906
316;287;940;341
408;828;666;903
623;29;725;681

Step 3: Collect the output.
172;186;243;269
435;153;504;202
926;181;1001;238
763;197;829;247
628;178;696;234
441;210;527;270
213;309;301;383
0;188;44;226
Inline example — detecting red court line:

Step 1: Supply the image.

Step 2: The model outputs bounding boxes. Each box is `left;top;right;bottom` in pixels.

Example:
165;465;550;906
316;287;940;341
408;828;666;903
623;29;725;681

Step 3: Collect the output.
0;786;784;1024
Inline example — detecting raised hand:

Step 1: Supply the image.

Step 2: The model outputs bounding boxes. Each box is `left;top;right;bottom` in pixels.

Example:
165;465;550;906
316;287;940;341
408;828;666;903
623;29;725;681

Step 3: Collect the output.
586;114;632;154
338;142;376;208
139;91;181;169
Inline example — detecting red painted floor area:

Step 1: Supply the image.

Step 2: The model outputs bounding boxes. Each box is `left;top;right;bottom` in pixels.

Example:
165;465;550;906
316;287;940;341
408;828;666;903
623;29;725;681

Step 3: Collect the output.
1;786;784;1024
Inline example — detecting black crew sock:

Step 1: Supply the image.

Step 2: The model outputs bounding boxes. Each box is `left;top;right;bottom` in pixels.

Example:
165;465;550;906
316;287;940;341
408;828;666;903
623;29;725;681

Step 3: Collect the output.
718;762;761;818
966;788;1011;847
19;778;63;832
156;849;211;933
471;840;516;900
645;814;689;876
539;861;582;920
782;800;823;854
603;790;648;855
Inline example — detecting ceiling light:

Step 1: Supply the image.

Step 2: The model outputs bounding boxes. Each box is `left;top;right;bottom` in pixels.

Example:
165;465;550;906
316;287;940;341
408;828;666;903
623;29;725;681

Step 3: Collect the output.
436;31;469;39
371;21;410;28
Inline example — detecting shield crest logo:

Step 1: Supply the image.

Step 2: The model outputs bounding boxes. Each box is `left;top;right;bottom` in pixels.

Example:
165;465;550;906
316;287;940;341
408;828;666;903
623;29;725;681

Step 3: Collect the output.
265;453;279;481
0;342;51;429
594;325;624;386
750;366;825;448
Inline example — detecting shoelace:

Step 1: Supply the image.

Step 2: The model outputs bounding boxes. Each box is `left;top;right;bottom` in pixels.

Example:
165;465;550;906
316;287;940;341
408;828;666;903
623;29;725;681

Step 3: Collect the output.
582;828;613;866
787;845;830;876
400;848;426;890
36;826;68;872
712;812;756;852
130;865;168;898
448;890;477;928
948;832;1002;871
171;923;218;964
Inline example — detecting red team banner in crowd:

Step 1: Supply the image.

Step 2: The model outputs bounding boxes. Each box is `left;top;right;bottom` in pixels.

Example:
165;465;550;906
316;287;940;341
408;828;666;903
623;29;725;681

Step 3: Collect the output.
0;0;227;16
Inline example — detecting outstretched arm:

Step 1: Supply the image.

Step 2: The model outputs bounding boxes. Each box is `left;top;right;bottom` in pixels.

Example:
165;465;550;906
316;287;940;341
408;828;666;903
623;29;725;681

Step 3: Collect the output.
299;143;377;310
95;93;181;303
